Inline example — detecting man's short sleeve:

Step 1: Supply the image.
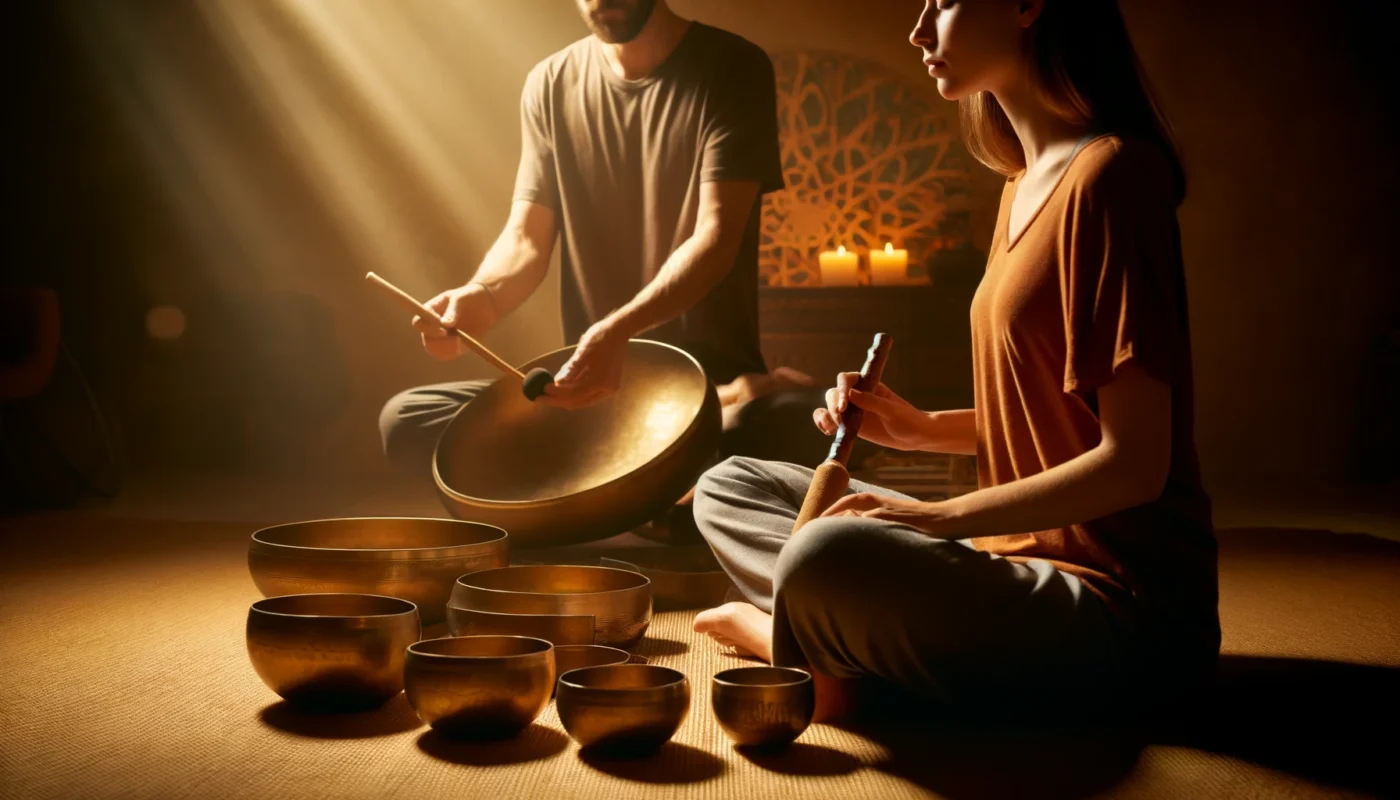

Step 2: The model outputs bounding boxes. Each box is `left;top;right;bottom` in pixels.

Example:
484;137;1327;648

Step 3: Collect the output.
700;47;785;194
512;64;559;210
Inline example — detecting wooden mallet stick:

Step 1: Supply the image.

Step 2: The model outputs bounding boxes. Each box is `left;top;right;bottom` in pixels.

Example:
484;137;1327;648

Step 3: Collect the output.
364;272;555;400
791;332;893;533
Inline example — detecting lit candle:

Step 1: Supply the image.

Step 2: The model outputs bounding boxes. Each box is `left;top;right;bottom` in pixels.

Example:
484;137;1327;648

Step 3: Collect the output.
818;245;860;287
868;242;909;286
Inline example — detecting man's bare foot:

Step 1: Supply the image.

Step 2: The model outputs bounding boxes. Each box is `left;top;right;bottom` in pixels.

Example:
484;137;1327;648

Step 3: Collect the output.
693;602;773;663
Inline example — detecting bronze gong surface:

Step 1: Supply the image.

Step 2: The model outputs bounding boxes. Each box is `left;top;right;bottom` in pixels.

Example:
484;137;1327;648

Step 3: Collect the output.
434;340;720;547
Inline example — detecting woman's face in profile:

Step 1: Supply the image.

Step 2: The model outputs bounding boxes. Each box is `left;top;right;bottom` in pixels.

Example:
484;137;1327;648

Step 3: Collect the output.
909;0;1035;101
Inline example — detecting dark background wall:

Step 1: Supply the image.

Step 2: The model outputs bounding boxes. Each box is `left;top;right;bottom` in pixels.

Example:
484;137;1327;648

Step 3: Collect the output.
6;0;1396;492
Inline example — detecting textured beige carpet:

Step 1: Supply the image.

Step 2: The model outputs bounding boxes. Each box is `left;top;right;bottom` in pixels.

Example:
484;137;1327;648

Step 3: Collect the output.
1;515;1396;799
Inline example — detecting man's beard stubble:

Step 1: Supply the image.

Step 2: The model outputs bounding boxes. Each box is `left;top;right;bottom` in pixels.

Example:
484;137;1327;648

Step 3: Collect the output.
586;0;657;44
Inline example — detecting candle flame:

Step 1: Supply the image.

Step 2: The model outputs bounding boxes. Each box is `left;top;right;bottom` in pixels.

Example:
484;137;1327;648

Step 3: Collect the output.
837;245;847;255
885;242;894;254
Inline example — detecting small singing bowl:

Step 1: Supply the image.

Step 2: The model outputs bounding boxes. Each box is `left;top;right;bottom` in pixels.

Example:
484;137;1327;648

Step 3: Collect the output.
248;517;508;624
246;593;420;711
550;645;631;697
556;664;690;755
712;667;815;749
404;635;555;739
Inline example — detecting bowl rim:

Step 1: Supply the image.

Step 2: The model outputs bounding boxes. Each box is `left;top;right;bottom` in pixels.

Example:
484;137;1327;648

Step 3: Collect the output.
432;339;715;508
712;666;814;689
249;592;419;619
552;644;633;668
453;564;651;601
552;644;632;657
407;634;554;661
250;517;508;559
557;663;687;692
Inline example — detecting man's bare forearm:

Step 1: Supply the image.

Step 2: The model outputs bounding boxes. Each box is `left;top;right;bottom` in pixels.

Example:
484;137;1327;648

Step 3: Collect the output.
469;200;557;319
601;181;758;339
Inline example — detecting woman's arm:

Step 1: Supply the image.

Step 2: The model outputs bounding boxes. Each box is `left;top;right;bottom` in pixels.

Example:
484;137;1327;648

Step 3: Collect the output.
919;408;978;455
822;363;1171;537
814;373;978;454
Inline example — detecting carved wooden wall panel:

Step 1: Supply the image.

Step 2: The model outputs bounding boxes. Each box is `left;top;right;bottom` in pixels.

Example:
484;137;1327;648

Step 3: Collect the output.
759;51;977;287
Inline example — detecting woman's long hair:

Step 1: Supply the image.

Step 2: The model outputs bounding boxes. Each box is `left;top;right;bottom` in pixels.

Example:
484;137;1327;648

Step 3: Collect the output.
959;0;1185;204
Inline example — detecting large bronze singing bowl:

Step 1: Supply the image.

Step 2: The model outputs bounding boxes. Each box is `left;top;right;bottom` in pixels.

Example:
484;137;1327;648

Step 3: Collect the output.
248;518;508;624
556;665;691;754
449;565;652;650
246;593;420;711
711;667;815;750
404;635;555;739
434;340;721;547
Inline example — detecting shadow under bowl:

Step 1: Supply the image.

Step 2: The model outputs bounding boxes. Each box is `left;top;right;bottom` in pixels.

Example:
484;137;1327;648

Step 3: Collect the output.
248;517;508;624
405;635;555;739
246;593;421;711
556;664;690;755
712;667;815;749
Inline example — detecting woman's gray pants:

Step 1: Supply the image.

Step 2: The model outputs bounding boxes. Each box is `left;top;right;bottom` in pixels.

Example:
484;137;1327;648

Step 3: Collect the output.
694;456;1123;709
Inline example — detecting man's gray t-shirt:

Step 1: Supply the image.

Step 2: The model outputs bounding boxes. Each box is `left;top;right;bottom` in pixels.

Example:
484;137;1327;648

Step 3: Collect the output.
513;23;784;384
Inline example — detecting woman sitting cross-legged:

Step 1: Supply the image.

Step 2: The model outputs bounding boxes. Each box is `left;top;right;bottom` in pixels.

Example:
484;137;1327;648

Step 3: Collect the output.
692;0;1220;721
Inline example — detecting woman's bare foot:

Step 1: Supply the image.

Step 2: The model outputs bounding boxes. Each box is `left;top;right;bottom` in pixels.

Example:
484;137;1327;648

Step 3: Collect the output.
693;602;773;663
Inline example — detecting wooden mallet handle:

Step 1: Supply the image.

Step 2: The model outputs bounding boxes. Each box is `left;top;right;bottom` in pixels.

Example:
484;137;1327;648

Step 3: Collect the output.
364;272;526;381
830;332;893;466
792;332;893;533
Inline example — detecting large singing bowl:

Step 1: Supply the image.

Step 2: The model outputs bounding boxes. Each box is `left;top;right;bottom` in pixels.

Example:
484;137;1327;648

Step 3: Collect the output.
433;340;721;548
248;518;508;624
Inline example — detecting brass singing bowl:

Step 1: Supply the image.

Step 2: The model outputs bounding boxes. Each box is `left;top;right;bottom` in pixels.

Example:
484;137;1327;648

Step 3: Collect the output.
445;607;595;646
404;635;554;738
248;517;508;624
434;340;722;548
711;667;815;749
246;593;421;711
450;565;652;650
556;665;690;754
551;645;632;697
600;545;737;611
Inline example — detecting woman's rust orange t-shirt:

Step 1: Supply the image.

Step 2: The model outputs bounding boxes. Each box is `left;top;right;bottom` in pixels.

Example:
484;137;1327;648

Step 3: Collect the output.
968;135;1220;673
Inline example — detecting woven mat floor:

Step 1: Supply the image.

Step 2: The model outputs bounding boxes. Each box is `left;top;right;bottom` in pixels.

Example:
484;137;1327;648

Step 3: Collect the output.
2;514;1397;799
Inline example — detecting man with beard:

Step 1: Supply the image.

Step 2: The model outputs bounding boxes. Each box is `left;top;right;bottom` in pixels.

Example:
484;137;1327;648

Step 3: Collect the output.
381;0;848;528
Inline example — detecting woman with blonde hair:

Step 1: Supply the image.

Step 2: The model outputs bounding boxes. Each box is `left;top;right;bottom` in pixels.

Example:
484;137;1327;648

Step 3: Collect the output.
693;0;1218;719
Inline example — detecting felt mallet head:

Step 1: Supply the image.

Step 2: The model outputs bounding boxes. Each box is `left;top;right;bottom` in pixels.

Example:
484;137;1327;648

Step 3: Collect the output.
522;368;555;401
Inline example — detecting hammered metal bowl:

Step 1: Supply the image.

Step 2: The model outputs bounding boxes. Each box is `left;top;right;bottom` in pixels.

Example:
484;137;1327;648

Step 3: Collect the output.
445;607;594;646
449;565;652;650
404;635;554;739
711;666;815;749
551;645;632;697
246;593;420;711
248;517;508;624
600;545;736;610
434;340;722;548
556;665;690;754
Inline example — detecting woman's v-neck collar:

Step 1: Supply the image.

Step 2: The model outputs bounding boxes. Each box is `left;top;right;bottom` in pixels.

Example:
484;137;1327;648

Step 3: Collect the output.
1002;133;1110;252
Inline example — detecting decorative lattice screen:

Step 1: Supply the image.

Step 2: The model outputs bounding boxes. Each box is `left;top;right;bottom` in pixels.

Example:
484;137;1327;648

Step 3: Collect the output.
759;52;976;287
